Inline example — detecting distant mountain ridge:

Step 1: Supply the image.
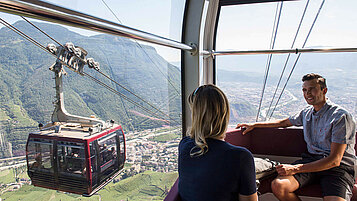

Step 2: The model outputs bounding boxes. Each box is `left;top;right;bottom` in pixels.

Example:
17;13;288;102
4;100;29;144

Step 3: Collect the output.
0;20;180;153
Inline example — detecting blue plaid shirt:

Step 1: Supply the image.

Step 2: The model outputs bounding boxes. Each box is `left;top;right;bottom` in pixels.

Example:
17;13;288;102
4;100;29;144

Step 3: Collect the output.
289;100;356;166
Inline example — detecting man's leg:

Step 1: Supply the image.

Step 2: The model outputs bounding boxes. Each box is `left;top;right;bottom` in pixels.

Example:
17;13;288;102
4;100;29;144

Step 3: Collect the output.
319;165;354;201
271;176;301;201
323;196;346;201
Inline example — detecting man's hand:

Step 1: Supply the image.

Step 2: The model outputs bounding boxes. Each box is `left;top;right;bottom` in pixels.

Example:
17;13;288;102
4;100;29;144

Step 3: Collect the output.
275;164;302;176
236;123;255;135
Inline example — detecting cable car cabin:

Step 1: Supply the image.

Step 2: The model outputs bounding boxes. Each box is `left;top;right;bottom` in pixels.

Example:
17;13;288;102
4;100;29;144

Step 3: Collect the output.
26;123;126;196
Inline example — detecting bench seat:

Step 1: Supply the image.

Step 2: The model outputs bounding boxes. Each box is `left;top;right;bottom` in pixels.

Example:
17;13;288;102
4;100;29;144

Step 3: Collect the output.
164;127;357;201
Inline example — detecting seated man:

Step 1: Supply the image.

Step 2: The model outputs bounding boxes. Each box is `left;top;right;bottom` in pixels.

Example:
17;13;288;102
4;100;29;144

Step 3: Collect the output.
237;73;356;201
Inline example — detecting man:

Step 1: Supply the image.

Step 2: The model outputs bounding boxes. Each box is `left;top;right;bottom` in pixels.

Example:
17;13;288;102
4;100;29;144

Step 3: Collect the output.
236;73;356;201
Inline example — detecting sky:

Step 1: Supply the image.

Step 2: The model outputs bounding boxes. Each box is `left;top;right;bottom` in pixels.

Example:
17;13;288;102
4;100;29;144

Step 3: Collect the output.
215;0;357;75
0;0;357;62
0;0;185;62
217;0;357;50
0;0;184;38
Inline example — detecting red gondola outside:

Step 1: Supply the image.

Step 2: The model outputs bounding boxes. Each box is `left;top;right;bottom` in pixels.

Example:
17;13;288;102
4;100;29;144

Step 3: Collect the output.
26;123;126;196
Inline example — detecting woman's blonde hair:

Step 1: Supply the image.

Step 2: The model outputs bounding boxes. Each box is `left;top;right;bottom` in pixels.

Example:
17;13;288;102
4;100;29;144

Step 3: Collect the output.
188;84;230;157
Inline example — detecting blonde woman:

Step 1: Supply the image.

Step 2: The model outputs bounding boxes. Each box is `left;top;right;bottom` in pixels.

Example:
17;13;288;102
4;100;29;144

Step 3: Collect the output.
178;84;258;201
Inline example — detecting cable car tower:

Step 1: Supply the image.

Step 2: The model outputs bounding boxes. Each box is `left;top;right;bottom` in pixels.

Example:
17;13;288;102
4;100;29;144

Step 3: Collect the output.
26;43;126;196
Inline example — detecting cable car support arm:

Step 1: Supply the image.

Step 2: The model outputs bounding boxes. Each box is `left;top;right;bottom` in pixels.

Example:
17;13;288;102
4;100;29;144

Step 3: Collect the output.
48;43;107;131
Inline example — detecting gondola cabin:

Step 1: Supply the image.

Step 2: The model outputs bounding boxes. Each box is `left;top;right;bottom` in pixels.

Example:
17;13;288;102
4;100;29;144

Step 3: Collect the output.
19;42;127;196
26;123;126;196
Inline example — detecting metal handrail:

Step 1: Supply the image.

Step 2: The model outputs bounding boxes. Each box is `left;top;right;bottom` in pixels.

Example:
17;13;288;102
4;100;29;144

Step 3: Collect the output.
203;47;357;56
0;0;195;52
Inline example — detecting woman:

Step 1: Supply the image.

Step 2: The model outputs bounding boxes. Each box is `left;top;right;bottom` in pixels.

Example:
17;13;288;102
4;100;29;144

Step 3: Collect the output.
178;84;257;201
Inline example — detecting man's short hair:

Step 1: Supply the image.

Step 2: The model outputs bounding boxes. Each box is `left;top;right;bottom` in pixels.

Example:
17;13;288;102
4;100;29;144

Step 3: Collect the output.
302;73;326;90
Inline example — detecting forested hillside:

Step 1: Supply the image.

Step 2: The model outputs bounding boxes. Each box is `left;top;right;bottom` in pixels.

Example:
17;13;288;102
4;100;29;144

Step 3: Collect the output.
0;21;181;155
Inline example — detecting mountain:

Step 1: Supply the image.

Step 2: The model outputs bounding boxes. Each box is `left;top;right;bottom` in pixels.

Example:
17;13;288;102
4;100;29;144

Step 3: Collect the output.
217;51;357;83
0;170;178;201
0;21;181;154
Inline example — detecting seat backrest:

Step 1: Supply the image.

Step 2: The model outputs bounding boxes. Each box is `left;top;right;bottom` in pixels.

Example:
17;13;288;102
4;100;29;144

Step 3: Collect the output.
225;128;357;156
225;128;307;157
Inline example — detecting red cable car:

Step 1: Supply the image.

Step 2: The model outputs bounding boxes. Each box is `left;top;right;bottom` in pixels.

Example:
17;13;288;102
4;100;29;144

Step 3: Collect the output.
26;43;126;196
26;123;125;196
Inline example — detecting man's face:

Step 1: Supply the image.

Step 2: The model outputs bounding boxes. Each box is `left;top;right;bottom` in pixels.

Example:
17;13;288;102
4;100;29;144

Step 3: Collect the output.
302;79;327;107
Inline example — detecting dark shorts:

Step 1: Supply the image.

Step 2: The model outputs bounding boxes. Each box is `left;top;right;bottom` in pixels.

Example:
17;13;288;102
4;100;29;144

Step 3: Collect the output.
292;153;355;200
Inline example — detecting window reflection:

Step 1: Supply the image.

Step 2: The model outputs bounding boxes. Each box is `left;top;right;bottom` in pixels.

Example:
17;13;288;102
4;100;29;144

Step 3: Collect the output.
57;141;86;177
27;138;53;172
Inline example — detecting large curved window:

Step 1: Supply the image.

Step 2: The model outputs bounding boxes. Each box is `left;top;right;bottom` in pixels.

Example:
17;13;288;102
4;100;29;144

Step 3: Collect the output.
0;0;185;199
216;0;357;125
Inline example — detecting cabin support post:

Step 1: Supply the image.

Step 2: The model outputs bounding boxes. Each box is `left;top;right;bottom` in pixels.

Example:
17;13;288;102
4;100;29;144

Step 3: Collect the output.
181;0;206;136
202;0;219;85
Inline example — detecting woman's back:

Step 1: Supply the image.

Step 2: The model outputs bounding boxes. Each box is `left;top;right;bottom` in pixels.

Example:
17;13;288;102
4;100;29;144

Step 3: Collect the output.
178;136;256;201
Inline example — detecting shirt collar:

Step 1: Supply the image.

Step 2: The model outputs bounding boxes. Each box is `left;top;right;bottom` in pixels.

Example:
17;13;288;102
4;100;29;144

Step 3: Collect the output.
313;99;331;116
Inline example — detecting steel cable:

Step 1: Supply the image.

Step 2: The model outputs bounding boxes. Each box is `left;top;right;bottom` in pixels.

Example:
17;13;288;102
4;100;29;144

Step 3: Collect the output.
83;72;178;124
265;0;310;120
0;17;50;54
100;0;181;127
268;0;326;119
19;16;173;123
100;0;180;95
101;53;135;131
1;18;179;124
256;1;283;122
21;16;63;48
20;17;178;124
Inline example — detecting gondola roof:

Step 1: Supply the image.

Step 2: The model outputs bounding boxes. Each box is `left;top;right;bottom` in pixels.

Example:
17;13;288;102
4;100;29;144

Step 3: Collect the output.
30;123;121;140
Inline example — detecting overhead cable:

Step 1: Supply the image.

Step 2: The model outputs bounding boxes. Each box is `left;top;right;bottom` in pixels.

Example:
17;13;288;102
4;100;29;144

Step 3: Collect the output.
256;1;283;122
265;0;310;119
83;72;177;124
101;53;135;131
1;18;179;124
269;0;326;119
136;92;182;127
100;0;181;127
0;17;49;54
20;17;176;124
100;0;122;24
100;0;181;95
21;16;63;48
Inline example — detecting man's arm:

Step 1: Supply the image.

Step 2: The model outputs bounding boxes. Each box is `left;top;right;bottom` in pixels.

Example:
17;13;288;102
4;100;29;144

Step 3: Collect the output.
276;142;346;176
239;193;258;201
236;118;293;135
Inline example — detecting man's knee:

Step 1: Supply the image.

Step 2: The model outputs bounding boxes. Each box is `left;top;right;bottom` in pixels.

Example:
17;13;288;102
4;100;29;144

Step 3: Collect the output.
271;179;287;195
271;176;299;195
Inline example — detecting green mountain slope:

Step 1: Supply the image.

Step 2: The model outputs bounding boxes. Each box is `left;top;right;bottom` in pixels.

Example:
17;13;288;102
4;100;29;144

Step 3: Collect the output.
0;171;178;201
